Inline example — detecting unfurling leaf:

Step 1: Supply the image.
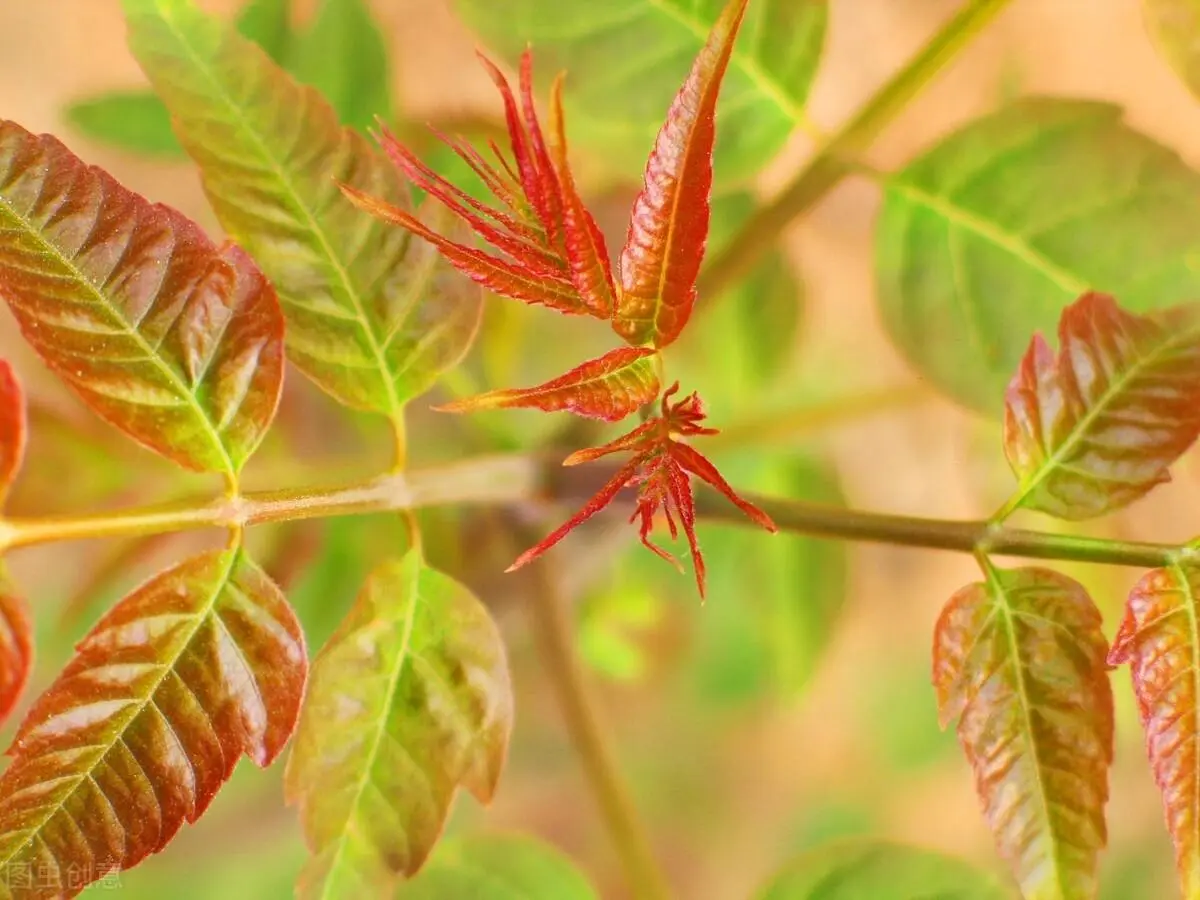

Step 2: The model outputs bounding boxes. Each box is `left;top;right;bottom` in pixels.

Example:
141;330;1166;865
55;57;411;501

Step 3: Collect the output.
436;347;658;422
285;551;513;897
1108;561;1200;898
125;0;481;419
0;548;306;897
0;120;285;477
933;565;1113;899
612;0;748;350
510;383;776;598
397;833;598;900
1003;292;1200;519
343;49;619;321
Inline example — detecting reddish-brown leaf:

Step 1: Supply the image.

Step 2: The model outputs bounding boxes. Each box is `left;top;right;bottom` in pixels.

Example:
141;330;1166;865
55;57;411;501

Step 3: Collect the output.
0;547;306;897
435;347;658;422
1004;292;1200;520
0;363;25;504
0;120;284;477
933;565;1113;899
0;586;31;731
285;551;513;896
612;0;749;349
1109;561;1200;897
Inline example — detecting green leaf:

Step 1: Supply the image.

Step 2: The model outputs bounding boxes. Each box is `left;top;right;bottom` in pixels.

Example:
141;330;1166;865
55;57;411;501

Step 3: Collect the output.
0;119;285;477
1143;1;1200;101
453;0;827;183
284;550;513;897
756;840;1008;899
64;0;293;157
125;0;483;420
876;98;1200;414
290;0;392;133
397;832;599;899
0;546;307;896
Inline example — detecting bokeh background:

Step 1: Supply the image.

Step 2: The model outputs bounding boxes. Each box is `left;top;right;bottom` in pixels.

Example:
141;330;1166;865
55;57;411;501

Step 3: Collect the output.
0;1;1196;897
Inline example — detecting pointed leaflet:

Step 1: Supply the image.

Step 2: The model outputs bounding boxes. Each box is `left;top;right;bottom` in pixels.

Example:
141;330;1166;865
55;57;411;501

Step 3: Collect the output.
933;565;1113;899
0;363;30;729
0;120;284;477
125;0;481;418
0;547;305;897
285;551;513;897
1003;292;1200;519
436;347;658;422
612;0;748;350
1109;561;1200;898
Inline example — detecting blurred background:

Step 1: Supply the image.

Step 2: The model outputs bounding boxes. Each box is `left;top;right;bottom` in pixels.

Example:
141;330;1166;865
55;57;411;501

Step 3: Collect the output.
0;1;1197;897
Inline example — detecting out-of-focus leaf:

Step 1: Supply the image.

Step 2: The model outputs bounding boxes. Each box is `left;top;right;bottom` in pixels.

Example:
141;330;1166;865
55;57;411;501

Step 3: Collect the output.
1108;561;1200;898
0;362;26;504
436;346;659;422
756;840;1009;899
396;832;598;899
1003;292;1200;520
285;551;513;896
0;120;284;477
290;0;391;133
1143;2;1200;101
0;581;31;731
578;577;664;683
454;0;827;183
0;547;307;897
876;98;1200;414
613;0;748;350
64;0;293;157
125;0;482;420
933;564;1113;899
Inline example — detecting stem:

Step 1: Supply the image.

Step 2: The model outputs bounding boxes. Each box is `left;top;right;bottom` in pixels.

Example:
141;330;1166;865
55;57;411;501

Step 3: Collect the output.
526;562;672;900
699;0;1014;297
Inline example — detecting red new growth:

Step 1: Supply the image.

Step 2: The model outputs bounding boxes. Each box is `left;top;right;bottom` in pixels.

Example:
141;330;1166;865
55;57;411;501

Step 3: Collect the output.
507;383;777;598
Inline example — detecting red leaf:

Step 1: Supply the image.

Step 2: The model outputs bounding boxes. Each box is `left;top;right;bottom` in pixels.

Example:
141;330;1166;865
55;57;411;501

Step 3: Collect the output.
436;347;658;422
0;363;25;503
613;0;749;349
0;588;32;730
1109;562;1200;897
0;121;284;476
0;548;306;896
1004;291;1200;519
934;565;1113;899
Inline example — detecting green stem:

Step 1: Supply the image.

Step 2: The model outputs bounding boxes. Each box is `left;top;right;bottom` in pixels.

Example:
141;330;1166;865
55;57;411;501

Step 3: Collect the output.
525;560;673;900
699;0;1014;297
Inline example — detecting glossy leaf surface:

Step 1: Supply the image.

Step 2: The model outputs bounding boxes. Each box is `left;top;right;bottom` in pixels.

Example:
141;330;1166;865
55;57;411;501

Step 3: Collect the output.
1003;292;1200;520
65;0;292;157
455;0;827;182
0;548;306;897
125;0;482;418
877;98;1200;413
756;840;1009;899
397;833;598;900
436;346;658;422
613;0;748;349
285;551;513;897
0;120;284;476
1109;561;1200;898
933;565;1113;899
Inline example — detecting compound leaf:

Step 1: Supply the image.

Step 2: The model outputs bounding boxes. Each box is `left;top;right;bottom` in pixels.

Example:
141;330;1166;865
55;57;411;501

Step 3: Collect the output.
1003;292;1200;520
0;120;284;477
454;0;827;183
877;98;1200;413
0;547;306;897
285;551;513;898
125;0;482;420
396;833;598;900
933;565;1113;899
1109;561;1200;899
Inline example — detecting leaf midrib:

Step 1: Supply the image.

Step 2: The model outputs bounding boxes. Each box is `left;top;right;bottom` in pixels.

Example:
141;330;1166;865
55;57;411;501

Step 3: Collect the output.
148;0;406;425
0;550;241;876
1008;317;1199;514
0;200;237;478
